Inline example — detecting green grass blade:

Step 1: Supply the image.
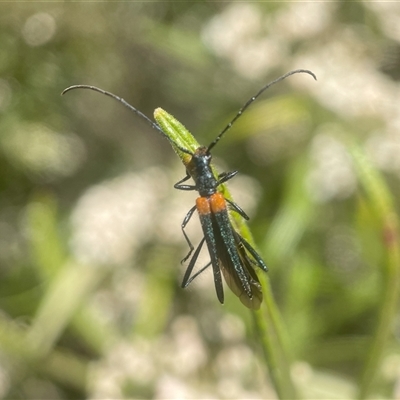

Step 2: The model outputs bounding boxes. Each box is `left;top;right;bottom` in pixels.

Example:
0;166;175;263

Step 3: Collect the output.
350;145;400;399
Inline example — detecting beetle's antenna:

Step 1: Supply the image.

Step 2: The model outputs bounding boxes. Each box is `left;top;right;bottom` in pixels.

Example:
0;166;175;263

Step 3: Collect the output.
62;85;193;155
207;69;317;152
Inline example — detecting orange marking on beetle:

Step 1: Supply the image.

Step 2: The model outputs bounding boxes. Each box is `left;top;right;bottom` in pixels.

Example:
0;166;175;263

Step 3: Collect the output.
210;192;226;213
196;197;211;215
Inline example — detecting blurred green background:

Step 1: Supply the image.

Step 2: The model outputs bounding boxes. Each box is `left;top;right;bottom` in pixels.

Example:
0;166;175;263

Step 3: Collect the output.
1;2;400;399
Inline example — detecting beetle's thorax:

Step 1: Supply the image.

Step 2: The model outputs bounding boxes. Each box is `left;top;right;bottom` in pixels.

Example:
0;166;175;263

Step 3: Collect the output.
186;146;217;197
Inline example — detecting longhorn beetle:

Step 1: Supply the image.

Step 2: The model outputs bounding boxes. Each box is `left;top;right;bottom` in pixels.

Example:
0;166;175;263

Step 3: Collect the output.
63;69;316;309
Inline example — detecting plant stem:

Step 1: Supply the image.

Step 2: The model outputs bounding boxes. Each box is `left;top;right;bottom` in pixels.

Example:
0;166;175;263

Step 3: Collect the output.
350;146;400;399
